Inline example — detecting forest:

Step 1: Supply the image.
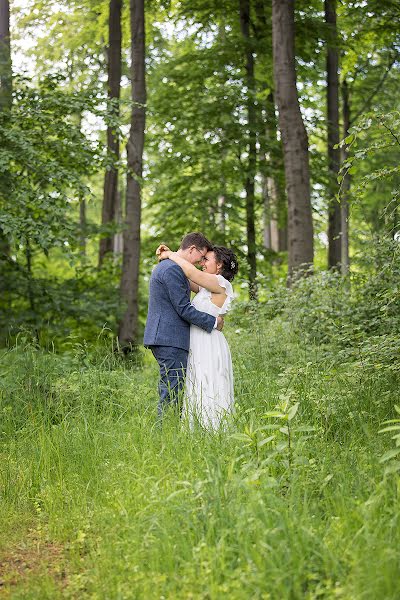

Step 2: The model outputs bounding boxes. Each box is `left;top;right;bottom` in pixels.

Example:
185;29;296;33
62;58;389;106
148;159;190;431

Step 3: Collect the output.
0;0;399;598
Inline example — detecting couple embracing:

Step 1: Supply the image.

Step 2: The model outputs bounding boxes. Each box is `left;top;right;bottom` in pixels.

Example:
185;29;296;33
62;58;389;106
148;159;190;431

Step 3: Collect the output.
143;232;238;429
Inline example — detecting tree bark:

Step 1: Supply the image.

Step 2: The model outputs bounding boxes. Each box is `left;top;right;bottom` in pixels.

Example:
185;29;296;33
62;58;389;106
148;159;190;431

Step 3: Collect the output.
262;172;272;249
272;0;313;280
79;199;86;255
0;0;11;259
340;78;350;274
118;0;146;347
113;187;123;254
325;0;341;269
99;0;122;266
0;0;11;111
239;0;257;300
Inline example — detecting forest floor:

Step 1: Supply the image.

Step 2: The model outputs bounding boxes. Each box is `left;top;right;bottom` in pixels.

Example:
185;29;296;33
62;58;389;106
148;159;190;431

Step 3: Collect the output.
1;309;399;599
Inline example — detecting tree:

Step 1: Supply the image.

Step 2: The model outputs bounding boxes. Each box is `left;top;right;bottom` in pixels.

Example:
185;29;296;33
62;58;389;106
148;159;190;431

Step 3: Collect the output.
325;0;341;269
239;0;257;299
99;0;123;266
0;0;11;111
272;0;313;279
0;0;11;260
340;77;350;274
118;0;146;347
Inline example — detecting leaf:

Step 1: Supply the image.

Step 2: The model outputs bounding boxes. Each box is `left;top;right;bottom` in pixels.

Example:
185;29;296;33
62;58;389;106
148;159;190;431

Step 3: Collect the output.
379;447;400;463
384;461;400;475
263;411;286;419
279;426;289;435
287;403;299;421
257;435;275;448
231;433;253;443
379;425;400;434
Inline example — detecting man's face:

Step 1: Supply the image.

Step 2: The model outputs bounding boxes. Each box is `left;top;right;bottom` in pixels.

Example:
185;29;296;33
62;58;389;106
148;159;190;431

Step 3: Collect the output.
187;245;208;265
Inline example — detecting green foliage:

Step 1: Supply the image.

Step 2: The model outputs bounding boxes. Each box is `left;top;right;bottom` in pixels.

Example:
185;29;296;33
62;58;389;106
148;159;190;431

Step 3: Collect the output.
269;237;400;349
338;111;400;235
0;76;111;251
1;298;399;598
379;405;400;476
0;76;124;343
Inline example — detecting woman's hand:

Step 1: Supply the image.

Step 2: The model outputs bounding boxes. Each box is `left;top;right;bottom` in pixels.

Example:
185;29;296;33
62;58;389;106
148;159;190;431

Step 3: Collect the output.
156;244;171;261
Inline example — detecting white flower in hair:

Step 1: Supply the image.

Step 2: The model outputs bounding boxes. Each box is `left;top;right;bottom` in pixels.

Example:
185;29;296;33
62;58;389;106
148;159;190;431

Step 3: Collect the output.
230;260;236;269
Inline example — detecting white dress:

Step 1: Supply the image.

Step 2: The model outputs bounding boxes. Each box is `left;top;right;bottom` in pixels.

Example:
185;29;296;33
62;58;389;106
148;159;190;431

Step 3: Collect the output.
183;274;235;429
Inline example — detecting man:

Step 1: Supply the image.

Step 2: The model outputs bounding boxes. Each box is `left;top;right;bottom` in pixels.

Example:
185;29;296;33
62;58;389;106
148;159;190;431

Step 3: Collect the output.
144;232;223;417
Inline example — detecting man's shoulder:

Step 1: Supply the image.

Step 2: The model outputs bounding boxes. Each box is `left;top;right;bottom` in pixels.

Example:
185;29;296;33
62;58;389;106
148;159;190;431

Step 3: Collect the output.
153;260;184;278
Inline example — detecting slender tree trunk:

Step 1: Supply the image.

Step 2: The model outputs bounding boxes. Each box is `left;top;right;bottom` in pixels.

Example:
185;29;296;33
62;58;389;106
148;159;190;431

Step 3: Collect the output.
0;0;11;259
341;78;350;274
99;0;122;266
0;0;11;111
325;0;341;269
218;195;226;237
113;187;123;253
262;172;272;249
265;93;288;253
272;0;313;280
118;0;146;347
79;199;86;255
239;0;257;300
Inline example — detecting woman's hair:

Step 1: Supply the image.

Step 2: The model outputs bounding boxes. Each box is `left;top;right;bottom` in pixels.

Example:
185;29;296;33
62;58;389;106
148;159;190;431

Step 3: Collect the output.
213;246;239;282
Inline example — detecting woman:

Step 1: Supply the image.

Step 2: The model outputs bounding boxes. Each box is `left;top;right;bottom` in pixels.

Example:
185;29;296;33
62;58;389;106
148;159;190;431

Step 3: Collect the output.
157;244;238;429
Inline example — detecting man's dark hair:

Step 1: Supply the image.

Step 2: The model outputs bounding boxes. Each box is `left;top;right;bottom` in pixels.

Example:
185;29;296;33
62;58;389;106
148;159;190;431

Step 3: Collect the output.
180;232;213;251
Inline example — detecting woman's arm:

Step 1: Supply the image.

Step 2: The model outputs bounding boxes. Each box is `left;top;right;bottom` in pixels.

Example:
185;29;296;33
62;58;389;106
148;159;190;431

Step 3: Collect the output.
161;250;225;294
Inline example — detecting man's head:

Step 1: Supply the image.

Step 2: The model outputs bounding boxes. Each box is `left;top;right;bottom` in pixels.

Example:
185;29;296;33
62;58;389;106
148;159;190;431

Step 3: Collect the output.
178;232;213;265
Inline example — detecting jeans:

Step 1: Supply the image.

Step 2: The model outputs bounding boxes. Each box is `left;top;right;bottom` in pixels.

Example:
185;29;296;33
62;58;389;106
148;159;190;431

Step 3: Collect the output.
150;346;188;418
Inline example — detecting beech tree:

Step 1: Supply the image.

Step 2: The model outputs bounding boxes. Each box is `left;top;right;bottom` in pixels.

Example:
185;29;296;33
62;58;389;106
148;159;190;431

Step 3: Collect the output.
272;0;313;279
239;0;257;299
0;0;11;260
118;0;146;347
99;0;122;266
0;0;11;111
325;0;341;269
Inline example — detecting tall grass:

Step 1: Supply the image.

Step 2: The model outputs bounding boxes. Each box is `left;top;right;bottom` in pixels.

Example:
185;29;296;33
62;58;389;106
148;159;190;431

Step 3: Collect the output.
1;309;399;599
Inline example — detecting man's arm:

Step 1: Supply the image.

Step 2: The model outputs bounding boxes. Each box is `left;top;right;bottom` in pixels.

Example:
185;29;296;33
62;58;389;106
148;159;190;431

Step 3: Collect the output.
162;265;217;333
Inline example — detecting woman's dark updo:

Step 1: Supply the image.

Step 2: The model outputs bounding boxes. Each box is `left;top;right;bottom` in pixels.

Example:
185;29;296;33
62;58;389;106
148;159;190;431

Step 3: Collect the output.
212;246;239;282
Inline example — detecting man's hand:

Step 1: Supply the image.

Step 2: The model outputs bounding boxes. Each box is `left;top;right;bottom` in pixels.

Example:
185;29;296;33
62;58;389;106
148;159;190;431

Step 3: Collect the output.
216;316;224;331
156;244;171;261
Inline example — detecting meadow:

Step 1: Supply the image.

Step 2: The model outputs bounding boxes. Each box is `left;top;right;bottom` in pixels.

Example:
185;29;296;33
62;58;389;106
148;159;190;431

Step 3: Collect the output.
1;284;399;599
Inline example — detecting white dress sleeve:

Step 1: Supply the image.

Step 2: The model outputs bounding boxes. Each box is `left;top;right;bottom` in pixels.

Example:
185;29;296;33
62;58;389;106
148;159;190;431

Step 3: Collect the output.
216;274;235;313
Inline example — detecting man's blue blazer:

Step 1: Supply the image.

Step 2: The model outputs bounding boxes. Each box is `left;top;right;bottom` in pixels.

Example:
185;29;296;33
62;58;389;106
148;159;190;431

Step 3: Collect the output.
143;259;215;351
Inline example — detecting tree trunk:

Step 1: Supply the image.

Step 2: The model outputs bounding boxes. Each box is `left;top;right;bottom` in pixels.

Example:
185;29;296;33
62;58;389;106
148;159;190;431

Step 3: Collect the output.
0;0;11;111
118;0;146;347
264;93;288;253
79;200;86;255
262;173;272;249
99;0;122;266
218;195;226;238
113;187;123;254
325;0;341;269
0;0;11;259
340;78;350;274
272;0;313;280
239;0;257;300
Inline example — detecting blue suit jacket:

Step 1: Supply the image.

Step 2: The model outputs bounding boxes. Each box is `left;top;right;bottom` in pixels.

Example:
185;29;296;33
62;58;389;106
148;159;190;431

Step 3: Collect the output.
143;259;215;351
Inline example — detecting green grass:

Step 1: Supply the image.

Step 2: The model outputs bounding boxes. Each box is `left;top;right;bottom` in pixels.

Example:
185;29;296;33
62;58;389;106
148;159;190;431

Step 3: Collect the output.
0;314;399;599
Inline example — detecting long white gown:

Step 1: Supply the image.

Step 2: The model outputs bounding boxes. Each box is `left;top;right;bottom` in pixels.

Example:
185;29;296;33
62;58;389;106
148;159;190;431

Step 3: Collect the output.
183;274;235;429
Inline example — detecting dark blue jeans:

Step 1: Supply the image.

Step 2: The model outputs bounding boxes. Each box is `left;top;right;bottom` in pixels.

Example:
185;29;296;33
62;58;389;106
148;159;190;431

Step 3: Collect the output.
150;346;188;418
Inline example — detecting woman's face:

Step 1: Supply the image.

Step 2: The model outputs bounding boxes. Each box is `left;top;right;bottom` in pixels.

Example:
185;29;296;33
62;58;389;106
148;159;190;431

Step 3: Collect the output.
201;250;222;275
